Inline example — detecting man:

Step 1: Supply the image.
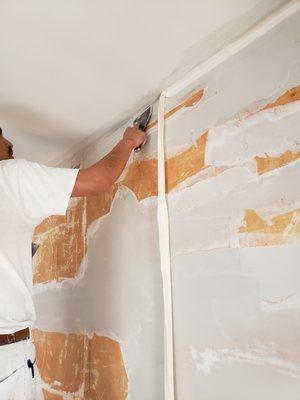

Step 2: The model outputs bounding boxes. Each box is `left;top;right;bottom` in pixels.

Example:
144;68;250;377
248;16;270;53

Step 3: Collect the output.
0;125;147;399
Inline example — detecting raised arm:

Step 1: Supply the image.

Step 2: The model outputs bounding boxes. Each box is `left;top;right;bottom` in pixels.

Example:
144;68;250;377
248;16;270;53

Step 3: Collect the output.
71;126;146;197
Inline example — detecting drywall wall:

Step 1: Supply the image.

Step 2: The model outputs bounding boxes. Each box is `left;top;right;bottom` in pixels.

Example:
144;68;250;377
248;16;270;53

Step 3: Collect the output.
32;9;300;400
166;11;300;399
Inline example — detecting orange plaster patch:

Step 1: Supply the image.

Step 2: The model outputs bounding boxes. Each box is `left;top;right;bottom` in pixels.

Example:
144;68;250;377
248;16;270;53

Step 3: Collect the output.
79;131;208;229
34;215;66;236
120;131;208;198
86;185;118;229
239;210;268;233
255;150;300;175
165;131;208;192
33;329;87;394
33;198;87;283
262;85;300;111
121;158;158;201
239;208;300;247
33;330;127;400
84;335;128;400
84;130;208;214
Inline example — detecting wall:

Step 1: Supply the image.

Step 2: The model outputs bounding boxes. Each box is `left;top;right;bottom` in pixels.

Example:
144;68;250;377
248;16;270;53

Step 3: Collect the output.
32;10;300;400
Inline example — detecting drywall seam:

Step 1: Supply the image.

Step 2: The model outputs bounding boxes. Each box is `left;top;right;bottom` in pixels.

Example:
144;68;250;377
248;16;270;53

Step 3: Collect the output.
164;0;300;98
157;94;175;400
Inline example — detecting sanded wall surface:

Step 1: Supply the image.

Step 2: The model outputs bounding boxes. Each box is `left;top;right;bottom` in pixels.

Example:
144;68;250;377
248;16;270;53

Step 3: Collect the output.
32;11;300;400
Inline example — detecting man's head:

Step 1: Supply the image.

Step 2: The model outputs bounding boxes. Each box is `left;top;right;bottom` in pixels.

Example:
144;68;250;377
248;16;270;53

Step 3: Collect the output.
0;128;14;160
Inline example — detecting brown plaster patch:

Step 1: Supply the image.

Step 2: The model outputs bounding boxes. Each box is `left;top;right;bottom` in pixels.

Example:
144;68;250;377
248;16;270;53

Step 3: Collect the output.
262;85;300;111
84;335;128;400
33;329;87;394
255;150;300;175
239;208;300;246
121;158;158;201
165;131;208;192
120;131;208;198
170;164;230;191
239;210;268;233
34;215;66;236
33;330;127;400
86;185;118;229
33;198;87;283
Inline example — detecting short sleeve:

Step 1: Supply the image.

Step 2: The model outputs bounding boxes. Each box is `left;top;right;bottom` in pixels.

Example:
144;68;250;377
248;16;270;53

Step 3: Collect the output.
1;158;79;222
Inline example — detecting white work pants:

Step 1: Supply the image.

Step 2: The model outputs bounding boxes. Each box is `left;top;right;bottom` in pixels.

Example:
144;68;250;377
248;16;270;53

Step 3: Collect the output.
0;338;43;399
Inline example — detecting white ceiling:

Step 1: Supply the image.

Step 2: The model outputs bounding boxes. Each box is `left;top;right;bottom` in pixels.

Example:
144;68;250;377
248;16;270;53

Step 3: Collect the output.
0;0;287;164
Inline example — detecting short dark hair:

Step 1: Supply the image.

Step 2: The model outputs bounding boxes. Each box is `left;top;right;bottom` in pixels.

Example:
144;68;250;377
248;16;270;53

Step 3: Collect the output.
0;128;2;135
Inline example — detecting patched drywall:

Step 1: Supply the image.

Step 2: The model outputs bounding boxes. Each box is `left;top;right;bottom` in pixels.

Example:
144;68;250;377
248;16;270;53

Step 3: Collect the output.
166;11;300;399
32;9;300;400
33;329;128;399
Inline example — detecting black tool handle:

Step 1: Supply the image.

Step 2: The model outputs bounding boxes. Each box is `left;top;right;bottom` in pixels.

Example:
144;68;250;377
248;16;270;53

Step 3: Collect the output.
134;123;146;152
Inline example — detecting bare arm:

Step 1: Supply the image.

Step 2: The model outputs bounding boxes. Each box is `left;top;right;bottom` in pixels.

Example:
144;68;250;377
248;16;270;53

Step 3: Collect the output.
71;126;146;197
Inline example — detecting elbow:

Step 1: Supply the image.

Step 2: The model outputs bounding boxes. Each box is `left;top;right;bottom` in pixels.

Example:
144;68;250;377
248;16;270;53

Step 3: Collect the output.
72;168;113;197
89;167;113;194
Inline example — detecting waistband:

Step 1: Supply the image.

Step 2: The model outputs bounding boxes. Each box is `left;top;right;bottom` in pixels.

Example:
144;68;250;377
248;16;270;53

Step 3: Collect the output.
0;328;30;346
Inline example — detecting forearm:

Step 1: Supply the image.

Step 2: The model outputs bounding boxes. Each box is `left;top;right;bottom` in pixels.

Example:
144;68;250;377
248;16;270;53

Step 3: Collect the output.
87;139;135;189
71;127;146;197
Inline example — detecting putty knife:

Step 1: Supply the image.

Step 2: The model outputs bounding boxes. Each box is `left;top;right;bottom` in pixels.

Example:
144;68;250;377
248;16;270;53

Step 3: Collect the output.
31;242;40;257
134;105;153;152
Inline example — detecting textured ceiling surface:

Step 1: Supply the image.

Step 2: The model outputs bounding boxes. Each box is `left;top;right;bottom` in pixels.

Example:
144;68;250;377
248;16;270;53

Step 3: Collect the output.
0;0;287;164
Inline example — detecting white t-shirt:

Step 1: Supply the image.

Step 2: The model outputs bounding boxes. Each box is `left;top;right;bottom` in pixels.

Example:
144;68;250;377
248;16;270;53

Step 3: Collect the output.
0;158;79;334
